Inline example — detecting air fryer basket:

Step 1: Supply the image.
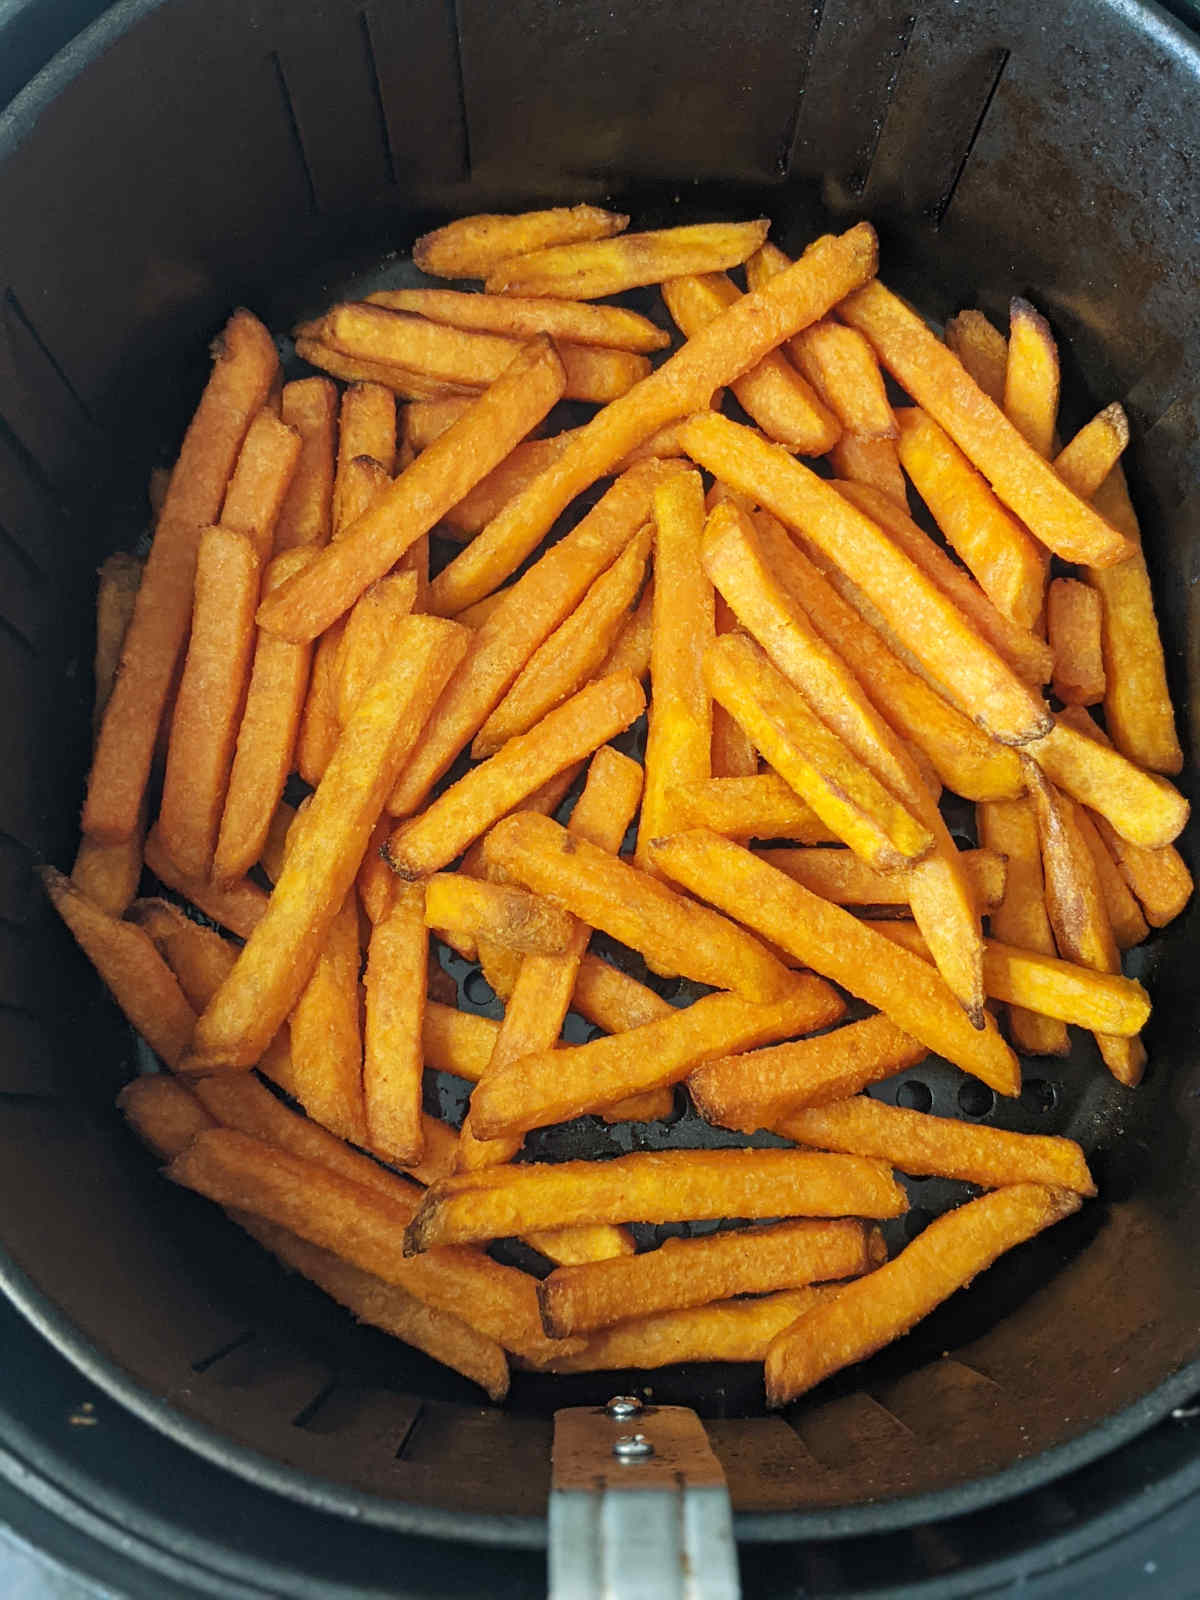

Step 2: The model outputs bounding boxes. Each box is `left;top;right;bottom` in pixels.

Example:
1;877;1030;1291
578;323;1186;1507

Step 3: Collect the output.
0;0;1196;1549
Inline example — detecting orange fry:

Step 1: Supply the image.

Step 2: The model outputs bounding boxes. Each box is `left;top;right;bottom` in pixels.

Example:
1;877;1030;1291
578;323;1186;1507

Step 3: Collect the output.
218;409;301;565
485;220;770;299
441;434;573;537
91;552;143;736
128;899;238;1011
758;846;1003;909
363;881;427;1166
274;378;336;550
668;773;835;841
1075;807;1149;951
1004;298;1060;458
369;287;669;352
828;433;908;505
1054;403;1129;500
423;875;577;956
944;309;1007;403
295;338;471;400
711;596;758;777
71;830;145;918
285;891;367;1143
1027;715;1188;849
333;570;420;726
1047;578;1105;706
118;1074;215;1160
144;826;268;938
413;205;630;278
402;395;476;453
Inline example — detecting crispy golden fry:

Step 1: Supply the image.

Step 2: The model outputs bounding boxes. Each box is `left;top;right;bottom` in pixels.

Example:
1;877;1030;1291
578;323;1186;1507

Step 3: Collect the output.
84;311;277;845
668;774;835;841
368;288;669;352
213;547;319;885
1047;578;1105;706
828;432;907;504
977;797;1070;1057
455;588;513;627
333;570;420;725
469;977;843;1141
539;1218;881;1337
660;273;840;455
869;920;1150;1035
71;830;145;918
526;1286;839;1372
413;205;630;278
637;471;715;862
764;1184;1081;1405
1004;298;1060;458
218;409;302;565
165;1128;572;1360
944;309;1007;403
779;1096;1095;1194
296;338;473;400
390;462;676;816
321;304;651;403
649;832;1020;1094
749;509;1023;801
1054;403;1129;499
334;383;396;514
1027;715;1188;849
567;954;677;1125
155;526;261;880
681;413;1051;744
403;395;476;453
189;616;468;1070
118;1074;214;1159
705;633;934;871
144;826;268;938
711;596;758;777
486;220;770;299
893;408;1048;633
422;1001;498;1081
286;891;367;1142
1086;464;1183;774
403;1114;462;1187
525;1225;637;1268
296;618;348;786
758;846;1003;909
40;868;195;1067
260;338;566;643
363;882;426;1166
92;553;143;736
258;799;297;885
839;281;1131;567
835;476;1052;686
385;672;644;878
275;378;336;549
1075;806;1149;950
426;224;879;616
473;525;651;758
690;1014;928;1131
245;1217;509;1400
1025;761;1144;1085
483;810;799;1001
127;898;238;1011
407;1148;906;1250
423;875;577;956
442;434;573;537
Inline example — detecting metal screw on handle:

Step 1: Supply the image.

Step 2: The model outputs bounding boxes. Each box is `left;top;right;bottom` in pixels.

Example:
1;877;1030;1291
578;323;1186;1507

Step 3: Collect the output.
612;1432;654;1462
605;1395;642;1420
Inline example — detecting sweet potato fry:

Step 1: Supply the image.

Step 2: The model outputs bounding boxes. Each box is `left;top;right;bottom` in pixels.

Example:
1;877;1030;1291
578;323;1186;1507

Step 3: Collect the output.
944;310;1007;404
333;570;419;726
680;413;1051;744
764;1184;1082;1405
188;616;468;1070
1054;403;1129;499
779;1096;1095;1194
472;524;651;758
413;205;630;278
1004;298;1060;458
690;1013;928;1132
129;900;238;1015
525;1226;637;1268
1047;578;1105;706
648;832;1020;1094
705;633;934;871
636;471;715;862
1075;806;1149;950
758;846;1003;909
538;1218;881;1337
485;220;770;299
828;433;908;505
218;409;302;565
710;597;758;777
839;281;1132;567
747;508;1023;801
788;319;896;439
92;553;143;736
213;547;319;885
40;868;195;1067
423;875;577;956
441;434;573;537
71;831;145;918
384;672;644;878
425;223;879;616
258;800;297;885
118;1074;214;1159
84;310;277;844
1086;464;1182;774
526;1286;838;1372
660;273;840;455
296;338;473;400
893;408;1048;633
295;621;348;787
274;378;336;550
1025;761;1144;1084
156;525;261;880
421;1001;499;1081
407;1148;906;1250
835;478;1052;687
259;338;566;643
668;774;835;841
482;810;799;1002
334;382;396;504
561;957;677;1125
1027;715;1188;849
466;981;844;1141
165;1128;571;1361
367;287;669;352
976;797;1070;1057
363;881;426;1166
389;462;676;816
285;891;367;1142
144;826;268;938
403;1114;462;1188
402;395;476;453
